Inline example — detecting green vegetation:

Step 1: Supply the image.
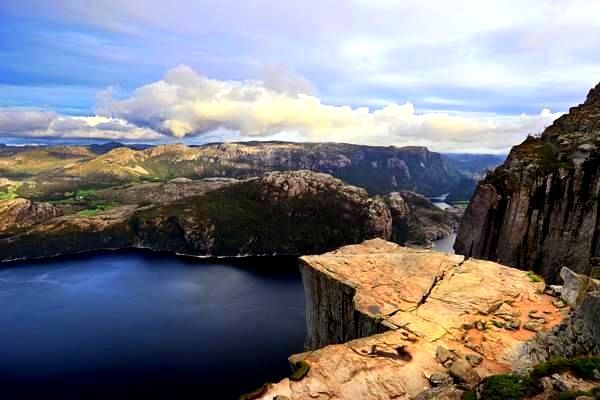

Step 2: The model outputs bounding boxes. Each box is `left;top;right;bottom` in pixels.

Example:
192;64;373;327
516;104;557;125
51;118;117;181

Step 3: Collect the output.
485;167;520;193
491;320;504;328
46;187;117;217
538;143;572;173
450;200;470;209
531;356;600;380
527;271;544;283
463;391;476;400
77;202;114;217
0;184;20;200
289;360;310;381
133;180;375;255
480;357;600;400
480;374;541;400
76;188;97;199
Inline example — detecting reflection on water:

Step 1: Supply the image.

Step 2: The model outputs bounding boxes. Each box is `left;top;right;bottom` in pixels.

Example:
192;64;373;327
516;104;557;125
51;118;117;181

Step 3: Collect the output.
0;251;305;400
432;233;457;254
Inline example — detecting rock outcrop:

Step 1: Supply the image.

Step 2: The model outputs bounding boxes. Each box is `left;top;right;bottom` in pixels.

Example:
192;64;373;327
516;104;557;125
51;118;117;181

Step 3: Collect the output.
259;239;565;400
0;198;62;234
386;191;459;247
455;82;600;282
526;267;600;363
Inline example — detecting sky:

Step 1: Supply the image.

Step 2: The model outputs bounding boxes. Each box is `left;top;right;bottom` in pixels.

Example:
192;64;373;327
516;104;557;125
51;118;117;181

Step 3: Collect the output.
0;0;599;153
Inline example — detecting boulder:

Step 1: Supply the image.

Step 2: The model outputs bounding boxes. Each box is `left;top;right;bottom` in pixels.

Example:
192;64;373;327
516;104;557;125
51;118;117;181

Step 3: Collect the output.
560;267;600;307
413;385;464;400
466;354;483;367
436;346;454;365
429;372;453;387
448;359;481;386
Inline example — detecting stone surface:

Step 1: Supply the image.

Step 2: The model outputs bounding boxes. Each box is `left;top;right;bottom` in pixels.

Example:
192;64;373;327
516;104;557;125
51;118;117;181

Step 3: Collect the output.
560;267;600;307
525;268;600;363
0;198;61;234
448;359;481;386
466;354;483;367
455;82;600;283
260;239;564;400
436;346;454;364
301;239;550;350
429;372;453;386
413;385;464;400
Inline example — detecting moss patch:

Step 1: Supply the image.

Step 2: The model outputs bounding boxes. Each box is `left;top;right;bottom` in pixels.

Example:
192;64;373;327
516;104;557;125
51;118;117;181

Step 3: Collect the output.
0;182;22;201
538;143;572;173
76;201;115;217
289;360;310;381
532;356;600;380
480;374;541;400
527;271;544;283
480;357;600;400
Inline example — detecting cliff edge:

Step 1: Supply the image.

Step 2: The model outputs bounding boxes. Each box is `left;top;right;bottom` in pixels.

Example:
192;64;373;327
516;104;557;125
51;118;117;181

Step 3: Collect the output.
258;239;567;400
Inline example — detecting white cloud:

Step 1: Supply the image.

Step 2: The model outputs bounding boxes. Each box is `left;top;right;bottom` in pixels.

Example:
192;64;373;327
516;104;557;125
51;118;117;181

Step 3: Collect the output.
0;66;566;152
96;65;562;152
0;108;162;141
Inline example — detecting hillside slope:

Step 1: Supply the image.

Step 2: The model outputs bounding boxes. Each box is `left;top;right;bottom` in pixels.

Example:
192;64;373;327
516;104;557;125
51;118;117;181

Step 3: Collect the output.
1;142;471;200
0;171;392;261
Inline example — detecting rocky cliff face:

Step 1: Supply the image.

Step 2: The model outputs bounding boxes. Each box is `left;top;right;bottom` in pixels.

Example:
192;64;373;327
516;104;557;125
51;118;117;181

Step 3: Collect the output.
0;199;61;234
455;82;600;282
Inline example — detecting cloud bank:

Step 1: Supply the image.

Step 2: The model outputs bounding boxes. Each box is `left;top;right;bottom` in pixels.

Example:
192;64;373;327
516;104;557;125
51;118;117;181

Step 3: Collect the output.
0;109;162;141
0;65;562;152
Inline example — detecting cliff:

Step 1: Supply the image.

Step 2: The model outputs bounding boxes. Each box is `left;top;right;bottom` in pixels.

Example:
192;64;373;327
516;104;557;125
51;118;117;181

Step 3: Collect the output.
455;82;600;282
0;171;391;261
0;198;61;234
258;239;567;400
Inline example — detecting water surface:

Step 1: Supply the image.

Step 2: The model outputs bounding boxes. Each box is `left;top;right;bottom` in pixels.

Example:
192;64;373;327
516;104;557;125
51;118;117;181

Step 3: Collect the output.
0;251;305;399
432;233;457;254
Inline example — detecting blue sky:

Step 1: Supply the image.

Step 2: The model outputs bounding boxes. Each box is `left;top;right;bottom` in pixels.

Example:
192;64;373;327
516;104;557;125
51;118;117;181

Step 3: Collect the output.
0;0;599;152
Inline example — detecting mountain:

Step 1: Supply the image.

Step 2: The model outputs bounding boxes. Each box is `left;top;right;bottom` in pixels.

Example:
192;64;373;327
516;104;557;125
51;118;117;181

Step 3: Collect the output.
0;169;462;261
442;153;506;179
441;153;506;202
0;171;393;261
0;141;475;201
455;82;600;282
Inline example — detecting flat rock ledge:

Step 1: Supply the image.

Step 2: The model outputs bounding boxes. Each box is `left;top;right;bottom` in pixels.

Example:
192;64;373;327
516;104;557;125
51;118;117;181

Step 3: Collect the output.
258;239;564;400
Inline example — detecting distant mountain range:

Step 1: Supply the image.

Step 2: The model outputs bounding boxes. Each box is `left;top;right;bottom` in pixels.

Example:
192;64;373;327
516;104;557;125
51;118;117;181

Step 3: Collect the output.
0;141;504;202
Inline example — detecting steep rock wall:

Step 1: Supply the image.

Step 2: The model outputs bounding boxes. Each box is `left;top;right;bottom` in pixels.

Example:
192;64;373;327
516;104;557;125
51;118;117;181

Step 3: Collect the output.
300;259;388;350
456;82;600;282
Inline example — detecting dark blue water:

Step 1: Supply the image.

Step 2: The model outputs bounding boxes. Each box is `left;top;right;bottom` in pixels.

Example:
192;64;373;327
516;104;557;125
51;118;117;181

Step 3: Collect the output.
0;251;306;400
